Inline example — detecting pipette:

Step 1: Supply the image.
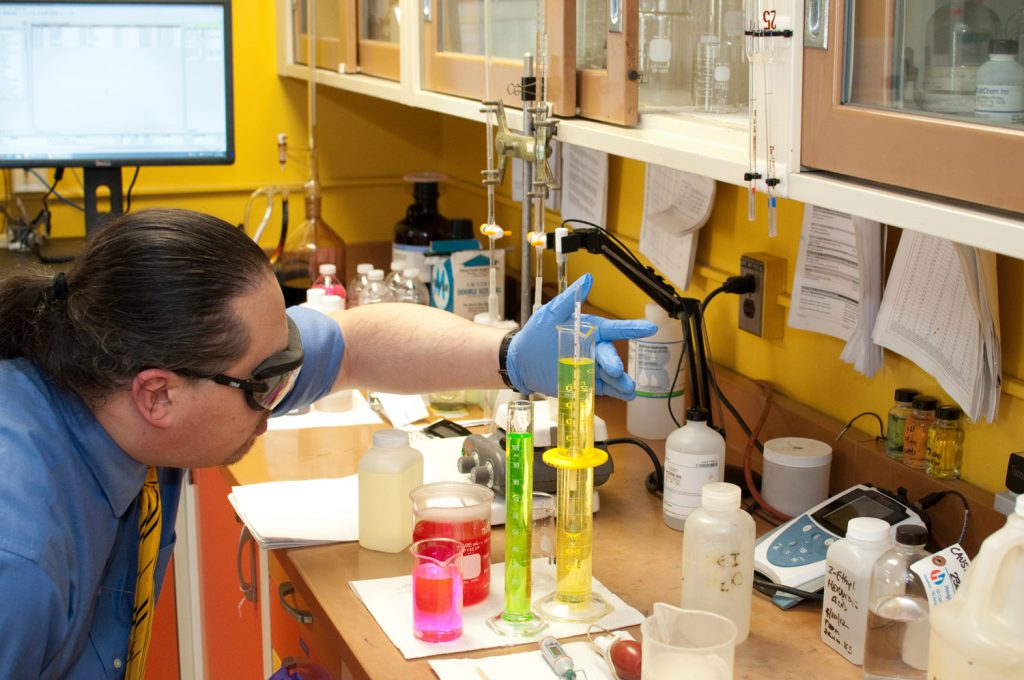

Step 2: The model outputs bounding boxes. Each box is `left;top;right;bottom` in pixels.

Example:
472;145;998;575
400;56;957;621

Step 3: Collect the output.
527;230;547;312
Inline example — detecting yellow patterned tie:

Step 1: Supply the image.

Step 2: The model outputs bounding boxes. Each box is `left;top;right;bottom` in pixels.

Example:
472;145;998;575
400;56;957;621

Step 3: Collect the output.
125;467;161;680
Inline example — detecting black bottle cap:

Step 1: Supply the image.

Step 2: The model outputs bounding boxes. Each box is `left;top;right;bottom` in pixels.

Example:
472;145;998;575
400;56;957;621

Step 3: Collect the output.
989;39;1019;56
895;524;927;546
450;218;474;239
412;181;439;201
936;405;961;421
911;395;938;411
894;388;919;403
687;407;709;422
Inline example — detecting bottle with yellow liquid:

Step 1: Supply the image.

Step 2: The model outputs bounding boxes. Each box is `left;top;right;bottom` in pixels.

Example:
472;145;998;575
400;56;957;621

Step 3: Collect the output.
536;321;613;623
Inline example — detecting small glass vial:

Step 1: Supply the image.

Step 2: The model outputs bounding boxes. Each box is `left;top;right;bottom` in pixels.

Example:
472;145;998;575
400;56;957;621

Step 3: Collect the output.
975;39;1024;126
885;388;919;461
926;405;964;480
902;395;938;470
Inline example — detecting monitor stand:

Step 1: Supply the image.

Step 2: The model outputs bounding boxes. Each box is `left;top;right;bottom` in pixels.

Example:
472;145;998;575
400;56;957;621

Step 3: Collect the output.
83;167;124;237
37;167;124;264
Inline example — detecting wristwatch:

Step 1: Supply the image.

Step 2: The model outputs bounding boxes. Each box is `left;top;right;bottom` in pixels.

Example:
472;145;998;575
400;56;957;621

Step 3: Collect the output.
497;330;519;391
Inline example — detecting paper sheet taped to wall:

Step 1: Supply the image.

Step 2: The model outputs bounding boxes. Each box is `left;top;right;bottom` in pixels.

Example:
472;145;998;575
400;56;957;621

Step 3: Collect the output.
639;165;715;290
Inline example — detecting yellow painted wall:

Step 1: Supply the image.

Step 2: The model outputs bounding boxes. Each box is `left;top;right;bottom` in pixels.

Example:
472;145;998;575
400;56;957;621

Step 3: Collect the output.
10;2;1021;494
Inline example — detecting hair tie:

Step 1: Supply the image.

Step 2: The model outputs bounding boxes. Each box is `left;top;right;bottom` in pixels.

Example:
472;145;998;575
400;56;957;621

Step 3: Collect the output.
51;272;69;301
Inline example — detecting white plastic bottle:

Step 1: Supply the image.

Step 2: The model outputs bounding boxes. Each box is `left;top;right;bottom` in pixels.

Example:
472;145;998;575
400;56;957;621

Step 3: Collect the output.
975;39;1024;125
358;430;424;553
358;269;395;305
680;482;755;643
662;407;725;530
820;517;893;665
927;494;1024;679
627;302;685;439
347;263;373;308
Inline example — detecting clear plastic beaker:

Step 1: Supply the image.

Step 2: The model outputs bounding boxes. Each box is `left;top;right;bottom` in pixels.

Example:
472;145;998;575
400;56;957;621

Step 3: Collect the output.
411;481;494;606
641;603;737;679
410;538;464;642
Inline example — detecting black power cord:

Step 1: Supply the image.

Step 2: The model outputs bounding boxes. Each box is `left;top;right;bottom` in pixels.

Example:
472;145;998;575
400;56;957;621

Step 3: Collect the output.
605;437;664;496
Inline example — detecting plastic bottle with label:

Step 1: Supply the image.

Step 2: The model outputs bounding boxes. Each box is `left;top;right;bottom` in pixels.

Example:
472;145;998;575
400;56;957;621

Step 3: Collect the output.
347;263;373;309
923;0;999;114
358;430;424;553
820;517;893;665
662;407;725;530
927;495;1024;679
975;39;1024;125
680;482;755;643
627;303;686;440
863;525;930;680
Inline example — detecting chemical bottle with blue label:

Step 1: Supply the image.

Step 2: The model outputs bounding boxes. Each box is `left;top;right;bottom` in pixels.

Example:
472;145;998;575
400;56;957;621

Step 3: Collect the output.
393;173;451;280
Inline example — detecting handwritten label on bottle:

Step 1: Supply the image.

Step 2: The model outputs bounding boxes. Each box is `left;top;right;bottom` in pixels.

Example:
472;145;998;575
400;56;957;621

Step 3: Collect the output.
821;564;860;661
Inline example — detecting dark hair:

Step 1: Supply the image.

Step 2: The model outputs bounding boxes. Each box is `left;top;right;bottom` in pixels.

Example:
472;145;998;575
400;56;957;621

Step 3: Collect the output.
0;208;275;402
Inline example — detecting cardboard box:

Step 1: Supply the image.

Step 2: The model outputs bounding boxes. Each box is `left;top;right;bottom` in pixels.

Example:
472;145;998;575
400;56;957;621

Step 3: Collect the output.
428;249;505;320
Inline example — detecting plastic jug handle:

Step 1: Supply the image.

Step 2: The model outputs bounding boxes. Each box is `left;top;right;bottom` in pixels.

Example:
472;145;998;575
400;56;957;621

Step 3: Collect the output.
961;521;1023;622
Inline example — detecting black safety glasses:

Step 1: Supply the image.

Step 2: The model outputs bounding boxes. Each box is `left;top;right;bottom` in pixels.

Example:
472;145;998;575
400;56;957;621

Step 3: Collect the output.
183;316;304;412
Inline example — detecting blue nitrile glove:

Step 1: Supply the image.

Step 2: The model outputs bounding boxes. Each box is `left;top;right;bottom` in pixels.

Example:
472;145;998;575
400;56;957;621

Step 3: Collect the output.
506;273;658;400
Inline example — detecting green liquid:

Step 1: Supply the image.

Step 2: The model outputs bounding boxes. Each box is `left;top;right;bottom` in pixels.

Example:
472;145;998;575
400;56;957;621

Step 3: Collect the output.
886;413;906;460
503;431;534;620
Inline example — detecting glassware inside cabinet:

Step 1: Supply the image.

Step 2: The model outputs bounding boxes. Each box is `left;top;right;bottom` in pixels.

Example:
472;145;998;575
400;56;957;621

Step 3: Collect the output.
438;0;536;59
363;0;400;42
637;0;697;110
846;0;1024;129
292;0;350;72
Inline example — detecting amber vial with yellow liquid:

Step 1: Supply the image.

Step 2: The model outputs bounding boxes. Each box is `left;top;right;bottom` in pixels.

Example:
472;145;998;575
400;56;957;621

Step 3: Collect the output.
536;321;613;623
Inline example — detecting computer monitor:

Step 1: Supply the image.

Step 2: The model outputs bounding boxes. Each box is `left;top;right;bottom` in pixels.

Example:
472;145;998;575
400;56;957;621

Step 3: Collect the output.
0;1;234;235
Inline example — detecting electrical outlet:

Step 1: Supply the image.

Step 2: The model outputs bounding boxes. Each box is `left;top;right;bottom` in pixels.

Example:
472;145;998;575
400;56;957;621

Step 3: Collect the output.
11;168;49;194
738;253;786;338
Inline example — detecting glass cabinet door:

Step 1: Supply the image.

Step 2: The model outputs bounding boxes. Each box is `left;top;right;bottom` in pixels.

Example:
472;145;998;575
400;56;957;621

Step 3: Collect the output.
577;0;641;124
803;0;1024;214
421;0;575;114
293;0;357;73
359;0;401;79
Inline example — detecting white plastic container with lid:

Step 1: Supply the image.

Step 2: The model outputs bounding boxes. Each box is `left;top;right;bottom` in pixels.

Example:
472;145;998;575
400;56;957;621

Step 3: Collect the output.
357;429;424;553
761;437;832;517
820;517;893;665
358;269;395;305
627;302;685;440
680;482;756;644
347;263;373;308
662;407;725;530
302;286;326;310
927;494;1024;679
975;39;1024;125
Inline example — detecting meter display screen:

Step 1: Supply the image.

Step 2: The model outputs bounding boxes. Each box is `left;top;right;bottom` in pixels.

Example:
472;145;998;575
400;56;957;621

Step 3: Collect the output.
812;489;909;537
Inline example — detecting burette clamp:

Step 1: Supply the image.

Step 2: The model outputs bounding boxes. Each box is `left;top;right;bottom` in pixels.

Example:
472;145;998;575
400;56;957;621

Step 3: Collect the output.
542;447;608;470
527;231;547;248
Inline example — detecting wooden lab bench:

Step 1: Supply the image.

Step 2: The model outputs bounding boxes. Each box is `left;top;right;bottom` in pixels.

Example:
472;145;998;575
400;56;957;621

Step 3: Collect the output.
217;396;860;680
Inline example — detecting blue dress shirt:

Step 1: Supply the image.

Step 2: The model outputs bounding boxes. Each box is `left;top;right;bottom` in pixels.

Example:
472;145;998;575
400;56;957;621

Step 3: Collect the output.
0;306;343;679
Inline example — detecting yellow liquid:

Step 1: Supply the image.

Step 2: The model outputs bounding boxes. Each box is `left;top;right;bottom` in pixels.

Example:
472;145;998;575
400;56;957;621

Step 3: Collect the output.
555;467;594;602
557;358;595;453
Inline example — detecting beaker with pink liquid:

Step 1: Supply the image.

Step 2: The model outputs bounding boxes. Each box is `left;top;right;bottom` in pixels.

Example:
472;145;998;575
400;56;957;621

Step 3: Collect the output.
410;538;464;642
410;482;494;606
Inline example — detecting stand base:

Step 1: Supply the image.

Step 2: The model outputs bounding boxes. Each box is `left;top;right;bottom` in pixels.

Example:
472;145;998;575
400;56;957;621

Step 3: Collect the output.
534;591;613;623
486;611;549;637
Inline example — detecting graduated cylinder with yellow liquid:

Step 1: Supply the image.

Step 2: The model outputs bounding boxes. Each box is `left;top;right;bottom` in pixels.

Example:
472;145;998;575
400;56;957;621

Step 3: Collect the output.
535;321;613;623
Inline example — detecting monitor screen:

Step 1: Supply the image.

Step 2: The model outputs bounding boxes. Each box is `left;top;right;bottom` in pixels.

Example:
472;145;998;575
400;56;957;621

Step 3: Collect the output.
0;1;234;167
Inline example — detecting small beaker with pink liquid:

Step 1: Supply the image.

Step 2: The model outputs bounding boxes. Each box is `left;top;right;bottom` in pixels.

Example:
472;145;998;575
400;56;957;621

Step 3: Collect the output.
409;538;464;642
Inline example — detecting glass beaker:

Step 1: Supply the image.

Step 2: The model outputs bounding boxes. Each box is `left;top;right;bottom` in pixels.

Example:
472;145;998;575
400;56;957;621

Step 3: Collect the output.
411;481;494;606
640;603;737;679
410;538;465;642
638;0;697;111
